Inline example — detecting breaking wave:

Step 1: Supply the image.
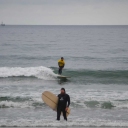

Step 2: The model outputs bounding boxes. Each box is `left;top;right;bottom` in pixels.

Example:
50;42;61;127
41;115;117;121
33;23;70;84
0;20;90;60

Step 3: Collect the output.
0;66;57;80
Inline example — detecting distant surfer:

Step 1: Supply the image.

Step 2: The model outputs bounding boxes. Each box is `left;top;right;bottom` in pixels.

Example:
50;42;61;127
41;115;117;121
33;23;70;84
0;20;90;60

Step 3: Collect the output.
57;88;70;121
58;57;65;75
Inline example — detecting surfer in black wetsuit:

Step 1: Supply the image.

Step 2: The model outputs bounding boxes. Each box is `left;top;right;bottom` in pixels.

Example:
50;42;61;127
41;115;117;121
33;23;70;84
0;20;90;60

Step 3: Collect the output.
57;88;70;121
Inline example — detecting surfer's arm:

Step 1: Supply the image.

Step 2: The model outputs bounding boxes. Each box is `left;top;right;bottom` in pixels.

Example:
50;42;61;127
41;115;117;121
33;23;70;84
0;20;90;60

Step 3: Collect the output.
67;95;70;107
65;95;70;111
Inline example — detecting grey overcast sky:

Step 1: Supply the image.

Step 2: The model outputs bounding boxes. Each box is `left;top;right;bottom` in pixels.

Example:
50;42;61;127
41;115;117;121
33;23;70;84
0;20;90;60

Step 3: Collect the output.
0;0;128;25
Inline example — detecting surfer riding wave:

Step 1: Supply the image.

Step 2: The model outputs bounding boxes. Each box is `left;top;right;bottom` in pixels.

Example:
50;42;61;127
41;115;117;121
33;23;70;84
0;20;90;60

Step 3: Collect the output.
58;57;65;75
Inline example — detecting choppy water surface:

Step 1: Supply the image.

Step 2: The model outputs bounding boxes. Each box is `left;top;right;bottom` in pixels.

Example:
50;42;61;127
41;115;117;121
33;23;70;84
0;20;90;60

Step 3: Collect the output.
0;25;128;127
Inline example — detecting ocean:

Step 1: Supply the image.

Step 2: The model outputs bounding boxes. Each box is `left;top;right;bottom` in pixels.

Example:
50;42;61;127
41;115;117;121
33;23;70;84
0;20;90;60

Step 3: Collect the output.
0;25;128;127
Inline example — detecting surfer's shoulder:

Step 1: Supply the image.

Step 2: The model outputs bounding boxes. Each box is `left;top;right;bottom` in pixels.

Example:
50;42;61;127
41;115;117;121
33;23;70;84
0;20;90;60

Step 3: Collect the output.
65;93;69;97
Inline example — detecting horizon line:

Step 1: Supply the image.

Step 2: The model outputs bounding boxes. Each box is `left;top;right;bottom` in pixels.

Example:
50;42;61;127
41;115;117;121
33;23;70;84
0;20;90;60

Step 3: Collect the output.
1;24;128;26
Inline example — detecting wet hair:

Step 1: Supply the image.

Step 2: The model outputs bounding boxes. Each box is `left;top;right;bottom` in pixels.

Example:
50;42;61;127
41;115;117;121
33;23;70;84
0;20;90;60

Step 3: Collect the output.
61;88;65;92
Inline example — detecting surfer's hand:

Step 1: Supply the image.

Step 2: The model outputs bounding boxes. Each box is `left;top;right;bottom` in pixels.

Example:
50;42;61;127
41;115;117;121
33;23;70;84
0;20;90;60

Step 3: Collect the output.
65;107;68;111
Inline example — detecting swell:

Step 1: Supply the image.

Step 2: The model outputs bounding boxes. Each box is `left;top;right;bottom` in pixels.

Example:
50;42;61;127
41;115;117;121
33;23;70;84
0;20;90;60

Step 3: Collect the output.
1;66;127;79
0;66;127;84
63;69;128;78
52;67;128;84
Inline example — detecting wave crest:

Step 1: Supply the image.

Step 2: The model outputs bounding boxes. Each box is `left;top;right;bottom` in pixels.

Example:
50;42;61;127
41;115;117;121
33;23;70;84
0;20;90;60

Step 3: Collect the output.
0;66;57;80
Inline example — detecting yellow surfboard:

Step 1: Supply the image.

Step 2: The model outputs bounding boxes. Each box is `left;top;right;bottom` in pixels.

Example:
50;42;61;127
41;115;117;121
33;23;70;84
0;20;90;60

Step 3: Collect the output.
42;91;70;117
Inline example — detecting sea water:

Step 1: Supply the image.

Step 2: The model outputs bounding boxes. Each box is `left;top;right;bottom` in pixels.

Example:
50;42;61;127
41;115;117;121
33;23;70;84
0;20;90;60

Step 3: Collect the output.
0;25;128;127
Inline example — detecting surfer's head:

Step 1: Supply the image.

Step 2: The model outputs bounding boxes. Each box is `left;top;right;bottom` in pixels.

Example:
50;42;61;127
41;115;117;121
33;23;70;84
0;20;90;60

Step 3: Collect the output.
61;57;64;60
61;88;65;94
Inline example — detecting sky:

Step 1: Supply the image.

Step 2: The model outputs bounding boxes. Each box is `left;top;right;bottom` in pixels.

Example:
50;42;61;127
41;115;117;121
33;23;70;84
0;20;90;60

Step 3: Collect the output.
0;0;128;25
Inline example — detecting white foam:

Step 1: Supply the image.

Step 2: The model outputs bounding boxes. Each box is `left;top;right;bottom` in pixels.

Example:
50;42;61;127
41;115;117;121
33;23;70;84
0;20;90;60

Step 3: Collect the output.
0;101;34;108
66;88;128;109
0;66;57;80
114;101;128;109
0;118;128;127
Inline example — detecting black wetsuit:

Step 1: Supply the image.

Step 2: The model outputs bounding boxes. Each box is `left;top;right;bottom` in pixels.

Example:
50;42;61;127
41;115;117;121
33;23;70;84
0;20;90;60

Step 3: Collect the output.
57;93;70;121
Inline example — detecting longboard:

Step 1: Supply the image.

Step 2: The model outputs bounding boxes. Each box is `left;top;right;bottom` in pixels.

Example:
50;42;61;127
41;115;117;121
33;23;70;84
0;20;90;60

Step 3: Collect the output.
57;75;71;79
42;91;70;117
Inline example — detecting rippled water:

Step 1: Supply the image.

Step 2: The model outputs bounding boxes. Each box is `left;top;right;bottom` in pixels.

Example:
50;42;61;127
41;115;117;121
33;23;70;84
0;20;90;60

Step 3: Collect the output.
0;25;128;127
